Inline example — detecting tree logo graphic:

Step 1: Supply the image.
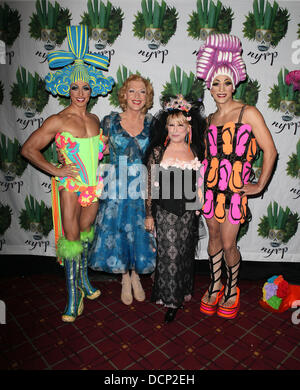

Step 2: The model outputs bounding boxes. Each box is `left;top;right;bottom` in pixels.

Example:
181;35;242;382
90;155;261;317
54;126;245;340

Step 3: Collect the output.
10;67;49;118
268;68;300;122
0;203;12;237
233;78;260;106
0;2;21;47
0;133;27;182
160;65;205;105
286;139;300;180
133;0;178;50
243;0;289;52
80;0;124;51
19;195;53;241
258;201;299;247
29;0;71;51
187;0;233;42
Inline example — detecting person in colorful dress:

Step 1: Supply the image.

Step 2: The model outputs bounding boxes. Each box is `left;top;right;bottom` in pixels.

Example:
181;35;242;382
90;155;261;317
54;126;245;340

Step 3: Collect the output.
144;95;206;323
21;25;114;322
196;33;277;319
88;74;157;306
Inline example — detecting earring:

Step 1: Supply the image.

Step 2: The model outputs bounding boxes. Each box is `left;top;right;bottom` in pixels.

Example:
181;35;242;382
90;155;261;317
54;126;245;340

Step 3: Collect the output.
164;135;169;147
188;130;192;150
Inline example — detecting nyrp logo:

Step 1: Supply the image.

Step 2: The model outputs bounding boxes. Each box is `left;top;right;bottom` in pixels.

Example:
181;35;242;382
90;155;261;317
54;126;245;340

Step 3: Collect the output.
10;67;48;130
133;0;178;63
29;0;71;57
81;0;123;57
0;134;27;193
268;68;300;134
243;0;289;65
187;0;233;54
19;195;52;248
258;201;299;258
0;3;21;65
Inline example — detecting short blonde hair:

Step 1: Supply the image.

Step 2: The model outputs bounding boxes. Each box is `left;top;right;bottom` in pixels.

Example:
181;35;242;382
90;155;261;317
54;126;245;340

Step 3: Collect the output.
118;74;154;113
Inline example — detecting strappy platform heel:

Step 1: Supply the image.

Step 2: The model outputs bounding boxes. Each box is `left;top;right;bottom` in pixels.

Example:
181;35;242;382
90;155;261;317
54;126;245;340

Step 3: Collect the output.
217;256;241;319
200;249;224;316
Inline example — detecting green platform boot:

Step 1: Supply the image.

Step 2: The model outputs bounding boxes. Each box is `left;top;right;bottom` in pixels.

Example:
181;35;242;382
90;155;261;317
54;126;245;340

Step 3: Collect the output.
57;237;84;322
79;227;101;300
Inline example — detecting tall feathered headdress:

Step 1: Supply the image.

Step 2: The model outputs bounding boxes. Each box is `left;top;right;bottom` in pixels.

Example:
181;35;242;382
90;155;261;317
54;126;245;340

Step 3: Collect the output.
196;33;246;90
45;25;114;97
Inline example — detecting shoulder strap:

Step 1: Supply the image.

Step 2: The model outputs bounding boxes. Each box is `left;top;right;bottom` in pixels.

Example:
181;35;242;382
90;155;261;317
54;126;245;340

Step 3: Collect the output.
207;113;214;126
238;105;247;123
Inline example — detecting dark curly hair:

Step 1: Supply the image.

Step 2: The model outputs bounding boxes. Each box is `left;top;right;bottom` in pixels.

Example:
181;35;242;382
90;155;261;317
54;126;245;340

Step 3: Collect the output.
144;101;206;164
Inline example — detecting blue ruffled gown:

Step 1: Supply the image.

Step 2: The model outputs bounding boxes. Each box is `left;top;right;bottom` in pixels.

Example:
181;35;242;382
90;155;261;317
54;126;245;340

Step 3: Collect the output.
88;112;157;274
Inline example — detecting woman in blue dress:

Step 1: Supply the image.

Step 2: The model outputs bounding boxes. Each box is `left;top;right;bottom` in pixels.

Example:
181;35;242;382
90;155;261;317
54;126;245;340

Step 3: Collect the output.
88;75;157;305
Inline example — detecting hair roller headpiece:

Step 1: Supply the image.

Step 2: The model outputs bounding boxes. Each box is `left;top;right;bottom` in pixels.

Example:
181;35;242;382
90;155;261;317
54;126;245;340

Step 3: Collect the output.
196;33;246;90
45;25;114;97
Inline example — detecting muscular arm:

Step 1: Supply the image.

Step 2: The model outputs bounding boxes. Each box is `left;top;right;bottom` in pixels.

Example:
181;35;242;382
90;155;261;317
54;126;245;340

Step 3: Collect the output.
21;115;78;177
242;106;278;196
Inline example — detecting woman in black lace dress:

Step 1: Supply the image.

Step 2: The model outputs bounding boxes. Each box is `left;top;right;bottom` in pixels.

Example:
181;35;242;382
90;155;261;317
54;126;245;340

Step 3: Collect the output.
144;96;206;323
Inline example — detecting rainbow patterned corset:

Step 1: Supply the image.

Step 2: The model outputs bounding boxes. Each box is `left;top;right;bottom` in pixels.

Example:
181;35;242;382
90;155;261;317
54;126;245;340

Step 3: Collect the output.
55;131;106;207
202;121;257;224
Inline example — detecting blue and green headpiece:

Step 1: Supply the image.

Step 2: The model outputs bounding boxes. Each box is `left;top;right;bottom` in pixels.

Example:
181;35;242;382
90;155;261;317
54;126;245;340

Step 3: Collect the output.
45;24;114;97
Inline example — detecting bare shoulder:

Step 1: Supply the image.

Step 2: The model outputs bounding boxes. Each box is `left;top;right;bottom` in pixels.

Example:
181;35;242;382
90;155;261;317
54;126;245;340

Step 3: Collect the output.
41;113;63;133
89;112;100;125
243;105;263;121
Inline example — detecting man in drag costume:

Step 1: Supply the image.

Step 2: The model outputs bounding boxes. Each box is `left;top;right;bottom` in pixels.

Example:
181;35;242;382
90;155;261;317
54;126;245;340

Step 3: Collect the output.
196;33;277;319
21;25;114;322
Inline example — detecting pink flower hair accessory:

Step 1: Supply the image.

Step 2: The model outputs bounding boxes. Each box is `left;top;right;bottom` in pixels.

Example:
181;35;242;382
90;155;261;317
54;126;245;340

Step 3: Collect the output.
285;70;300;91
164;94;192;113
196;33;247;90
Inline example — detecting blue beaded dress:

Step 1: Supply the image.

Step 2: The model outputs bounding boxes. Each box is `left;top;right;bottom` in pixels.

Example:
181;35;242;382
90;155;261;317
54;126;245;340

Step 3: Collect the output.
88;112;157;274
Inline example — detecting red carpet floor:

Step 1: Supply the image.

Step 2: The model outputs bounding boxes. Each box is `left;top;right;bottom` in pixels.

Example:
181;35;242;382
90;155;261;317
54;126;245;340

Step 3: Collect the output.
1;272;300;371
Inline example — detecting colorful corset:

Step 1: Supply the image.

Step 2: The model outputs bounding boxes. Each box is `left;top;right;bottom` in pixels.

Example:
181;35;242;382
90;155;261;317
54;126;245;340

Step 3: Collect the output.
202;121;257;224
55;130;106;207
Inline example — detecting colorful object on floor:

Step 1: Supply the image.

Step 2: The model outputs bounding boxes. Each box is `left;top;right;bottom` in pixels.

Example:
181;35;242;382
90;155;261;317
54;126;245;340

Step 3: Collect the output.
260;275;300;313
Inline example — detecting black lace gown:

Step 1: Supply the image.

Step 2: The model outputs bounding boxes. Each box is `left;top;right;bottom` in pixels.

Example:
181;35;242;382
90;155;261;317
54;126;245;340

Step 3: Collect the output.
146;146;202;308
